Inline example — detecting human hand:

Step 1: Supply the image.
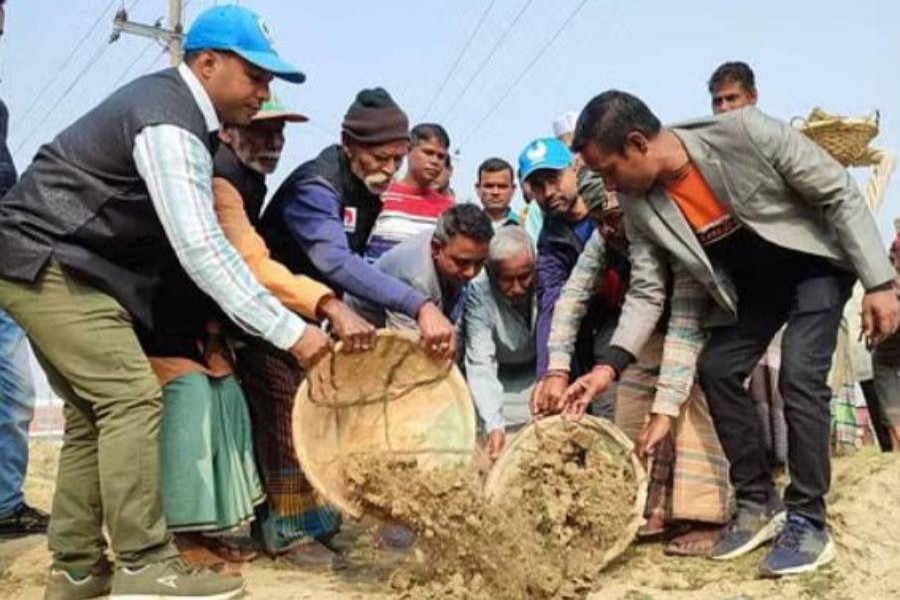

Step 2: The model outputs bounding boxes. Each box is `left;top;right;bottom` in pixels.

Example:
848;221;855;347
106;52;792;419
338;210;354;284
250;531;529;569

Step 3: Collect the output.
561;365;615;421
487;429;506;461
635;413;674;459
416;302;456;361
531;371;570;417
861;289;900;348
317;296;376;353
289;325;332;370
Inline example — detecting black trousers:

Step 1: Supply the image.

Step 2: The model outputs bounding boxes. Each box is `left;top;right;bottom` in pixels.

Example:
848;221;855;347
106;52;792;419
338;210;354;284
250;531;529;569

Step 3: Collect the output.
698;233;854;526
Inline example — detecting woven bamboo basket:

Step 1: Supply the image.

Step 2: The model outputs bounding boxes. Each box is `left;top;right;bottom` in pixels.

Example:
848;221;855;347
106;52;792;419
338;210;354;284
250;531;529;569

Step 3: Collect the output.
792;108;879;167
484;415;648;572
292;330;477;518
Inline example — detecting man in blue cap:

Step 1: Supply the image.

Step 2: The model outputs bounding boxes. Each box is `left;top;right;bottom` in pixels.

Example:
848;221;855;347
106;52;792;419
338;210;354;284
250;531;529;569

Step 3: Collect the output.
516;138;598;411
0;5;324;599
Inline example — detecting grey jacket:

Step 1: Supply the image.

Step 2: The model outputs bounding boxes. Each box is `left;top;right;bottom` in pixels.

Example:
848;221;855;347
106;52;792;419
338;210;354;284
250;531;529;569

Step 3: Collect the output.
611;107;894;357
346;230;465;330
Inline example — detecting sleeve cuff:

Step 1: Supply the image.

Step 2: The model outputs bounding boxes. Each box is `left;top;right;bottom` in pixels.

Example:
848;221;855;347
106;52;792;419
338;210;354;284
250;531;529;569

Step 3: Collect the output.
650;396;682;418
484;415;505;433
266;310;308;351
866;280;896;293
595;345;635;378
547;352;572;373
398;289;430;319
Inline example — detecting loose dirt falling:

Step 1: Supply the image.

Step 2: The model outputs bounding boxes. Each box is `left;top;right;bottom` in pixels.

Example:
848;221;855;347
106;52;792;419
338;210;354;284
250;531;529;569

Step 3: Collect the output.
344;426;638;600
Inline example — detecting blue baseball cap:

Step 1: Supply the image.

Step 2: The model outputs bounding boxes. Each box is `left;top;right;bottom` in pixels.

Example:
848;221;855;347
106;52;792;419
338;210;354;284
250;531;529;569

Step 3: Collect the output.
184;5;306;84
517;137;573;183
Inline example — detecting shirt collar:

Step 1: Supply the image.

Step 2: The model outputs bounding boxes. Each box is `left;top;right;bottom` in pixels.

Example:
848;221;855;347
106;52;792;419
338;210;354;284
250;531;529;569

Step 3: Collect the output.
177;62;219;133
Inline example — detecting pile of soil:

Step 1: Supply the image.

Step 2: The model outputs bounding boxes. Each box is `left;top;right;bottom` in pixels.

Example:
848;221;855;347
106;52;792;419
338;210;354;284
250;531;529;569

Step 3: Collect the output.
344;423;638;600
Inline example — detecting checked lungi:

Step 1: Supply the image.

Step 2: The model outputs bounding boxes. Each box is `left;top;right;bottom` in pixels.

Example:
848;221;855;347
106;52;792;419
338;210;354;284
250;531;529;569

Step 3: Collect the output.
235;338;340;553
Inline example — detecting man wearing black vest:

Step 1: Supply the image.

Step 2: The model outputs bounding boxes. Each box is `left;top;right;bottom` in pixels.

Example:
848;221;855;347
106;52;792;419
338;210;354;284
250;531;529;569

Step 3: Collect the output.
0;6;328;600
259;87;456;360
232;89;457;561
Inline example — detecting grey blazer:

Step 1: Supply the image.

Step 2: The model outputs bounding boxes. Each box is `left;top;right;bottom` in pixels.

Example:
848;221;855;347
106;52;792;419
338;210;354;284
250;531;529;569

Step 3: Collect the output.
610;107;895;357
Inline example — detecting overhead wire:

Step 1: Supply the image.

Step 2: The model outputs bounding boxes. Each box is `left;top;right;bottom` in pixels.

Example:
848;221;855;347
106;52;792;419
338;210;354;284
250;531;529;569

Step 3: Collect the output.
13;40;111;159
13;0;119;130
13;0;144;159
457;0;591;150
417;0;500;121
437;0;535;123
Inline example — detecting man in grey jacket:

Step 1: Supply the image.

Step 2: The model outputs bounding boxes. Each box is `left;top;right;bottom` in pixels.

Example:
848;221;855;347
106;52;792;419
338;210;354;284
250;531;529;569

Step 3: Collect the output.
347;203;493;332
563;90;898;576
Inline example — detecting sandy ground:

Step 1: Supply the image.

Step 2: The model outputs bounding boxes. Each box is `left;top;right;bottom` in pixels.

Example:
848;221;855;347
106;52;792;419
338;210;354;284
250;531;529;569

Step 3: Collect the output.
2;441;899;600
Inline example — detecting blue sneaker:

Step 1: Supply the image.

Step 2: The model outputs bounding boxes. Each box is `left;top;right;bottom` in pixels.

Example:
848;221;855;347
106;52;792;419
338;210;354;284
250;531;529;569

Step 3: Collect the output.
710;501;786;561
759;513;835;577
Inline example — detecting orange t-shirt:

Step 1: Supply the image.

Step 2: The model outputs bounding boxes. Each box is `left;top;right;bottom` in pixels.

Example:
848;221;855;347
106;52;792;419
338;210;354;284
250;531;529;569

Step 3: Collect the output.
663;163;739;245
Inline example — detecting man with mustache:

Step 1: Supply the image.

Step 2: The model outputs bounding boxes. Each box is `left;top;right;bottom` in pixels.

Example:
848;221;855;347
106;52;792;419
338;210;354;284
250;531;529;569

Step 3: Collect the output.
260;88;455;362
139;96;375;570
365;123;455;261
247;89;456;563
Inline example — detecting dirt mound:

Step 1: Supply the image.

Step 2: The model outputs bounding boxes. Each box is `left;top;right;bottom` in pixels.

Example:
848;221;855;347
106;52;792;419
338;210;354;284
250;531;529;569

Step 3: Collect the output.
6;442;900;600
345;422;639;600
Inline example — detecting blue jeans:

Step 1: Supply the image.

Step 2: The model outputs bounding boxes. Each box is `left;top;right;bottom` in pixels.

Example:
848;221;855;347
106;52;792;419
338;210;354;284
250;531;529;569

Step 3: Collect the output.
0;308;35;517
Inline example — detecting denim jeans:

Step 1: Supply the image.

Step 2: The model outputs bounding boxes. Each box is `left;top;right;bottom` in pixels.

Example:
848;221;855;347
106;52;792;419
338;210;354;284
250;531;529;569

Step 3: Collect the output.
0;307;35;517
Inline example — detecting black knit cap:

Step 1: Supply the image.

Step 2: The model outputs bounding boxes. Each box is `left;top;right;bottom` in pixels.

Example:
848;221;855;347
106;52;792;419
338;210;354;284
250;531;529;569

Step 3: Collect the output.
341;87;410;145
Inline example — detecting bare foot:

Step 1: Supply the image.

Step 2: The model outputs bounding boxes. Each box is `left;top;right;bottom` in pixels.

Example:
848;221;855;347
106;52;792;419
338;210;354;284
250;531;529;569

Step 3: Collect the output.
174;533;243;576
664;522;722;557
637;513;666;539
890;426;900;452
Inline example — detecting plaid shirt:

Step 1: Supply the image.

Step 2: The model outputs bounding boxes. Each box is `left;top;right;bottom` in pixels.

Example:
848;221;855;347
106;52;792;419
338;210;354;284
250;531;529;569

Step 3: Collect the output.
547;230;710;416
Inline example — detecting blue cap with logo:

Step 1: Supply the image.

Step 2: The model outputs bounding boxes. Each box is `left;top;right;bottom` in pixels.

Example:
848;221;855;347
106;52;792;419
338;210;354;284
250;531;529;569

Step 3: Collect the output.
517;137;573;183
184;5;305;84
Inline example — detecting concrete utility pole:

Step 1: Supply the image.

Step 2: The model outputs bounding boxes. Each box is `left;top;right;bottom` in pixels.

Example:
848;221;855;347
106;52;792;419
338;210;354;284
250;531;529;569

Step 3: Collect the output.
111;0;183;66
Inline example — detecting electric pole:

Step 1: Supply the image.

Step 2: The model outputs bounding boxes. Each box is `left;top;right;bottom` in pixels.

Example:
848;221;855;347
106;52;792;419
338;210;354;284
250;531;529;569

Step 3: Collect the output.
111;0;183;67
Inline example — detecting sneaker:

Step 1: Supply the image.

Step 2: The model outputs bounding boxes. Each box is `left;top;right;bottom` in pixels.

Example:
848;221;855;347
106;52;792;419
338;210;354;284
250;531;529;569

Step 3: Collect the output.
110;557;245;599
0;502;50;538
759;513;836;577
710;502;786;561
44;567;113;600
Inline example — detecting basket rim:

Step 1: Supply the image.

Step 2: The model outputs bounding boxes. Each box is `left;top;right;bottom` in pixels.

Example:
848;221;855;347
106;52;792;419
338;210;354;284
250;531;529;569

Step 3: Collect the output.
292;330;477;518
483;415;649;572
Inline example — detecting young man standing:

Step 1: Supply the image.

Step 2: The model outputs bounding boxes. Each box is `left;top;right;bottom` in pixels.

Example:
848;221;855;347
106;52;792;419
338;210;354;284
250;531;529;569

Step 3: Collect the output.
0;6;329;599
708;61;758;114
365;123;455;261
517;138;596;385
475;157;519;229
567;90;898;576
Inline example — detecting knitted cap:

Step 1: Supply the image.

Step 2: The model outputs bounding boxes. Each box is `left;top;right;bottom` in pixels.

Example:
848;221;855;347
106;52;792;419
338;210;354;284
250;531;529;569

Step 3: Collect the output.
341;87;409;145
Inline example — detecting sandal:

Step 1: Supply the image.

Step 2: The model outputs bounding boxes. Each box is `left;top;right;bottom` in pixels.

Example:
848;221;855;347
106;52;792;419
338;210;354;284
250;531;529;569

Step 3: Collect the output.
663;522;722;557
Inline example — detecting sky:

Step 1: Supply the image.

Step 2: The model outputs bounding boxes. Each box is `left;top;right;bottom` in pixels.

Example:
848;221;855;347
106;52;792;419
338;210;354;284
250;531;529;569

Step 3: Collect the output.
1;0;898;241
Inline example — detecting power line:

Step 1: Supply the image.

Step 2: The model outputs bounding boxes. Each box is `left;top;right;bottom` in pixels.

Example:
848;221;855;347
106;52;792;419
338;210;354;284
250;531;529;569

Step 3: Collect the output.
13;0;119;130
417;0;500;121
458;0;591;150
109;38;159;93
13;40;112;159
438;0;535;123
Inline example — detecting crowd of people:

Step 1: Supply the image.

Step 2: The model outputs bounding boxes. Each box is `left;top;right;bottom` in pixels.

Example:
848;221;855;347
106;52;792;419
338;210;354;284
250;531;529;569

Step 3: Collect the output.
1;4;899;600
